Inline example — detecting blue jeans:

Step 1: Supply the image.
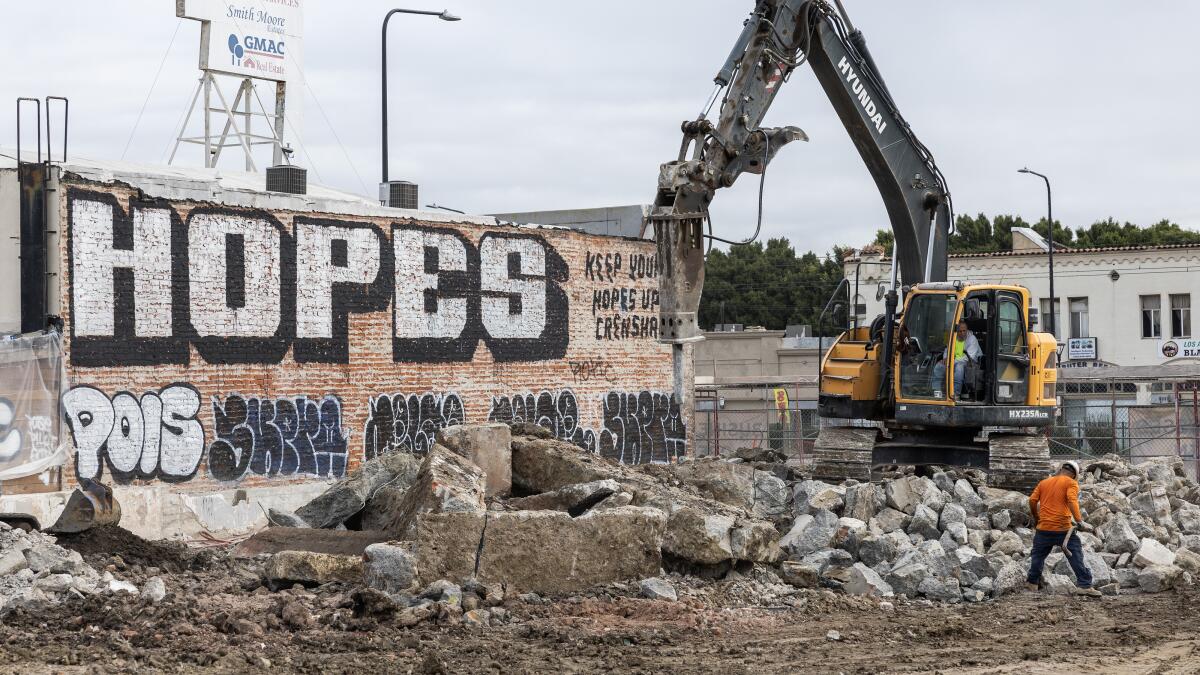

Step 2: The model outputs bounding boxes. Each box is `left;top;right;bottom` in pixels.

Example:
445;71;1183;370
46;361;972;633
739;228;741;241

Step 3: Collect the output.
1027;529;1093;588
931;359;966;396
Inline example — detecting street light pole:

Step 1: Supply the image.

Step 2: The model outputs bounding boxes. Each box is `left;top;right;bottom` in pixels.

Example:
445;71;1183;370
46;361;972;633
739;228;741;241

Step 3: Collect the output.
381;8;460;184
1019;168;1055;337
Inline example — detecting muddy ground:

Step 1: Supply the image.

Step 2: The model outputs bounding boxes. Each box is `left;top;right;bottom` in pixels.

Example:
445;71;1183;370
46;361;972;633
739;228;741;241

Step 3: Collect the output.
0;527;1195;674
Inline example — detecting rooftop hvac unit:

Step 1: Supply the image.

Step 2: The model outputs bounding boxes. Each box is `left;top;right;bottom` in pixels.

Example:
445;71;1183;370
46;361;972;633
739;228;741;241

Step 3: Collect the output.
265;165;307;195
380;180;418;209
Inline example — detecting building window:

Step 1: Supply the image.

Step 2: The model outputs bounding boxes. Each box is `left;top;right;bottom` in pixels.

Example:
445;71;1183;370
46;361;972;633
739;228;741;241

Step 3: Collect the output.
1141;295;1161;338
1172;294;1192;338
1039;298;1061;337
1069;297;1089;338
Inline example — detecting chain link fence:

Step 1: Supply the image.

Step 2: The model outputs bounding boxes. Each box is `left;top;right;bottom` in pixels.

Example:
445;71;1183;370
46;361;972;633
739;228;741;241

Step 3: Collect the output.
693;379;1200;480
694;389;820;460
1053;384;1200;480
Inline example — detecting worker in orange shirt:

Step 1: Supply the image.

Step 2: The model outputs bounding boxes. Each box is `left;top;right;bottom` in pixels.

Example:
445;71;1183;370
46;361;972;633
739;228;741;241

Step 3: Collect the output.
1025;460;1102;597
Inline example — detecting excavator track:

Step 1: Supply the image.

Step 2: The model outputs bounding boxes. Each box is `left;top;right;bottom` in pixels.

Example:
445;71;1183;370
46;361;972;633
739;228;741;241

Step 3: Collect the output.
811;427;877;482
987;432;1052;492
811;426;1050;490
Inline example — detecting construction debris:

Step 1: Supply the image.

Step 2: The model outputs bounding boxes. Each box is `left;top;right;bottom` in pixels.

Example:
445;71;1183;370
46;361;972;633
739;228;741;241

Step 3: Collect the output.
0;520;143;613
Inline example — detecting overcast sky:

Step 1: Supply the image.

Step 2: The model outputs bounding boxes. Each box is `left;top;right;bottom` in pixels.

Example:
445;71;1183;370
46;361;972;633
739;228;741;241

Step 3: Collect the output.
2;1;1198;255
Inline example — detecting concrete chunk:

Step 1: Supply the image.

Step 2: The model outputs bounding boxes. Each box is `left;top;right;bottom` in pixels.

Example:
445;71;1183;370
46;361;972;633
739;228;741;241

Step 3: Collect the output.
1174;547;1200;576
1133;538;1175;568
263;551;365;588
364;542;418;594
780;509;838;558
885;476;917;514
507;479;621;514
843;483;880;523
1138;564;1181;592
1100;513;1140;554
907;503;941;541
362;445;486;538
296;450;422;529
639;577;678;601
477;507;666;594
844;562;894;597
436;423;513;498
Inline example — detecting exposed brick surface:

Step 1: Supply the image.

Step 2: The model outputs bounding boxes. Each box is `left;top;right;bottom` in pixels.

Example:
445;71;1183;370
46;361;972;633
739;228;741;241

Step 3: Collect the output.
56;180;691;492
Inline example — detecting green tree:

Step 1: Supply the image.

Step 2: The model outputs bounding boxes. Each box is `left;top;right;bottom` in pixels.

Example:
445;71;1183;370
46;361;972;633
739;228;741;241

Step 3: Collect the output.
698;238;846;334
698;217;1200;333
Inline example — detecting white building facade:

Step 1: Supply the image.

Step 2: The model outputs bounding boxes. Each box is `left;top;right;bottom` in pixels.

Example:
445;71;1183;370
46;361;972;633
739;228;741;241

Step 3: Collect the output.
844;228;1200;370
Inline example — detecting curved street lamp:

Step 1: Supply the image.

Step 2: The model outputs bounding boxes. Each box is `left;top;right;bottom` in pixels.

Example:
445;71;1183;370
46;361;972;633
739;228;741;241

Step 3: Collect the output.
1019;167;1056;338
382;8;460;185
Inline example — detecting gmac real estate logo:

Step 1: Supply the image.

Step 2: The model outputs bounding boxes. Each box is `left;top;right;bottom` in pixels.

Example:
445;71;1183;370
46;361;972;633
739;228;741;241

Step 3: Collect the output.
227;33;286;71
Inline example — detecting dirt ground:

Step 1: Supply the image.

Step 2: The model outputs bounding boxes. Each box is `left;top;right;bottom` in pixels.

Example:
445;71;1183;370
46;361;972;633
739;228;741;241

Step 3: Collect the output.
0;527;1196;674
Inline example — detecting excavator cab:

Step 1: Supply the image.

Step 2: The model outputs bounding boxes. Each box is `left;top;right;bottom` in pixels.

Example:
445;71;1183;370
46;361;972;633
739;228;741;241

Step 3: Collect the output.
816;283;1058;489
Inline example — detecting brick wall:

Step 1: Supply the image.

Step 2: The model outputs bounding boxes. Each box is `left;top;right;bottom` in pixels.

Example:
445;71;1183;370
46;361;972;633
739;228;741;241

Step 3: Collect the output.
57;180;688;492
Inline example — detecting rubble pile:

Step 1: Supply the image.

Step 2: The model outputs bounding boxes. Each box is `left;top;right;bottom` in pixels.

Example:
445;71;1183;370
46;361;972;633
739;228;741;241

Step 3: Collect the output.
255;423;792;626
782;453;1200;601
262;422;1200;621
0;521;159;613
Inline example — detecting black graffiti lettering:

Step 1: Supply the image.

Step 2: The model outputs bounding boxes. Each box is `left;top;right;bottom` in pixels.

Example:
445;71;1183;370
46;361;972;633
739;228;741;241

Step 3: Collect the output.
568;358;615;384
67;191;189;366
488;389;596;451
294;218;391;363
627;253;659;280
208;393;347;482
363;392;466;459
392;225;479;362
67;189;572;366
599;391;686;464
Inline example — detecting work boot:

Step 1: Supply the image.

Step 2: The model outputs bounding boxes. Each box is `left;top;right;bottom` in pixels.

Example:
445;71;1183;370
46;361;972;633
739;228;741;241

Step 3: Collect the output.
1075;586;1102;598
1024;582;1039;592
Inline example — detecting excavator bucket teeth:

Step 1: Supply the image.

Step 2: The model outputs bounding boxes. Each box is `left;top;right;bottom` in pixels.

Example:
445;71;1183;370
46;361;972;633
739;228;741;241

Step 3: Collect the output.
46;478;121;534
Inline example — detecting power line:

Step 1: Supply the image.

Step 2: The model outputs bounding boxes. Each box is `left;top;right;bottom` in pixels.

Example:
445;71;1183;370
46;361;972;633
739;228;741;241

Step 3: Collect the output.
124;18;183;160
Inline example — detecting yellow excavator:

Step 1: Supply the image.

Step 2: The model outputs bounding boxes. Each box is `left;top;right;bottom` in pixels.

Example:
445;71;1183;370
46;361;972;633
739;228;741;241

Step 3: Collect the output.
647;0;1055;488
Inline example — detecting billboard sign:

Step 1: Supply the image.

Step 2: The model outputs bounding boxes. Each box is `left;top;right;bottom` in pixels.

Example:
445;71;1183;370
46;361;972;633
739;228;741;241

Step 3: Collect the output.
178;0;303;82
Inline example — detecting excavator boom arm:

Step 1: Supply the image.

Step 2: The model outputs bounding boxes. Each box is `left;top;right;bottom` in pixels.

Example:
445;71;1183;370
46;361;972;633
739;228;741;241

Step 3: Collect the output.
650;0;951;345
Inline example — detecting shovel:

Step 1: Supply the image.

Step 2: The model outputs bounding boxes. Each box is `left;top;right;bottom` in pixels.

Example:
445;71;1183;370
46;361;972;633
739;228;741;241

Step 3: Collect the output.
46;477;122;534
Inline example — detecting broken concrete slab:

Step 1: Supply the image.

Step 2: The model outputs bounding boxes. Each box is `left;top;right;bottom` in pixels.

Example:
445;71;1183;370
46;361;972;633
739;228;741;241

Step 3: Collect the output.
1133;538;1176;568
263;551;365;588
639;577;678;601
1138;564;1181;592
363;445;487;538
1100;513;1140;554
295;450;423;529
231;528;392;558
507;479;621;515
436;423;513;498
844;562;893;597
364;542;418;594
266;508;309;528
510;433;781;566
651;460;756;511
413;512;487;584
510;436;615;494
418;507;667;594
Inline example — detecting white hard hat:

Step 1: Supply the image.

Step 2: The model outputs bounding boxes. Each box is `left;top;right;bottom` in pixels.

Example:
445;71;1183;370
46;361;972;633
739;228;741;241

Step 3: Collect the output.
1061;460;1081;476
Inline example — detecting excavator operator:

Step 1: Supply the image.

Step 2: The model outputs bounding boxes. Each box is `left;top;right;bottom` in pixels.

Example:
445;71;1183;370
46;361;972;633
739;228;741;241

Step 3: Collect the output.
932;320;981;399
